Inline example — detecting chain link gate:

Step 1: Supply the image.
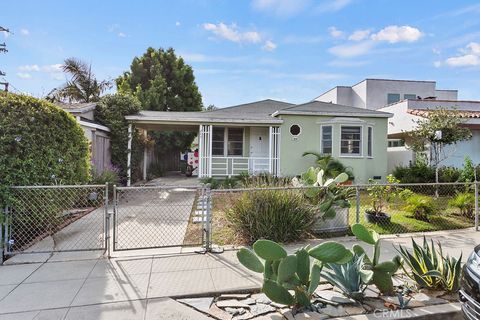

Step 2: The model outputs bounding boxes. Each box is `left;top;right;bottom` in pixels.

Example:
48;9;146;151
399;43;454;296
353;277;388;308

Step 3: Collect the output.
111;185;211;252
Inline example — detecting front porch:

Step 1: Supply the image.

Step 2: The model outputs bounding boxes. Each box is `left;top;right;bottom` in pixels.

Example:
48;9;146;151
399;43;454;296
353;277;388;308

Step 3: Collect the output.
124;110;283;185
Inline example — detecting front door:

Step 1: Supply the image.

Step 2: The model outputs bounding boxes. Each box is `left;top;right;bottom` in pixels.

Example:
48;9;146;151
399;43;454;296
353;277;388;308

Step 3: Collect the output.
250;127;269;157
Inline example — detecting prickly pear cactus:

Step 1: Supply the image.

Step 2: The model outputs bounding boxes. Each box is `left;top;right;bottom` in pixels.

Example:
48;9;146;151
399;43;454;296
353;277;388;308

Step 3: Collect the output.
237;239;352;308
351;223;403;294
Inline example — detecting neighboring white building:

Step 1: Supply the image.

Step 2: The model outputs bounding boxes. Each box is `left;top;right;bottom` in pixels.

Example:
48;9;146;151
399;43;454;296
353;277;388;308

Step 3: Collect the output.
56;102;112;174
315;78;458;110
316;78;479;172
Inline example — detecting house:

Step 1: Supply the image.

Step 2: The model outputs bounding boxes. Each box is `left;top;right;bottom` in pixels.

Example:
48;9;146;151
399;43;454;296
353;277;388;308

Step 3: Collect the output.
379;99;480;171
125;99;392;185
315;78;458;110
316;78;480;171
56;102;112;174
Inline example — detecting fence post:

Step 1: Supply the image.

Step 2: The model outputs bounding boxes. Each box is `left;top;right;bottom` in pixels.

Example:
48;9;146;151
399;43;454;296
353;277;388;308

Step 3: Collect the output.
475;182;479;231
104;183;110;258
355;185;360;224
0;206;6;265
205;185;212;252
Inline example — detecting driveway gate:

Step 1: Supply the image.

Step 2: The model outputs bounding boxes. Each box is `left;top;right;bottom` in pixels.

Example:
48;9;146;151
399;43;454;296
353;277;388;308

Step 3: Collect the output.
112;185;211;251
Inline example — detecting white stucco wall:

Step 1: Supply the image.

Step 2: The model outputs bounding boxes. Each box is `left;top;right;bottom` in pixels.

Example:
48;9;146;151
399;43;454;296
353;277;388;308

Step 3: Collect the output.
387;147;414;172
441;130;480;167
435;90;458;100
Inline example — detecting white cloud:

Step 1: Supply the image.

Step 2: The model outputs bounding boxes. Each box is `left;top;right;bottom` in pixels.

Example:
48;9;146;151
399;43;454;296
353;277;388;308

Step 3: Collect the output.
20;28;30;36
262;40;277;51
348;29;371;41
328;41;374;57
117;32;126;38
17;72;32;79
439;42;480;67
316;0;352;13
371;25;423;43
176;21;181;26
41;64;63;73
203;22;262;44
328;26;344;38
18;64;40;72
251;0;310;17
283;34;322;44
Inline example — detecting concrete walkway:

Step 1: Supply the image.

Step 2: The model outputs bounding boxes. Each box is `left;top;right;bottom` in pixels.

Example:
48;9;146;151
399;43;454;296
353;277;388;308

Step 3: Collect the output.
0;228;477;318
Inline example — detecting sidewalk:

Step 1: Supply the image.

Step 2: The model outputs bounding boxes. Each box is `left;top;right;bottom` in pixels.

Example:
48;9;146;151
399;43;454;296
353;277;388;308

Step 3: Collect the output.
0;228;477;319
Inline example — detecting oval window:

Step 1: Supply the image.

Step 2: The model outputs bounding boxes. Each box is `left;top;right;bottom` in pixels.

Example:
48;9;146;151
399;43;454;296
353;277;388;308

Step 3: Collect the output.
290;124;301;136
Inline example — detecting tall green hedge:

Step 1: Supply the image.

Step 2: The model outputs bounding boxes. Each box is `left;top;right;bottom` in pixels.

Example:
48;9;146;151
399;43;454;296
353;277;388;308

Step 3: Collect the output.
0;93;90;205
94;94;143;183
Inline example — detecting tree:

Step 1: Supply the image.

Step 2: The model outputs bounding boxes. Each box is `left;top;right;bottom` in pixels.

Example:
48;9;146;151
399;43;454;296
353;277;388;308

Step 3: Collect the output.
94;94;144;183
203;104;218;111
116;47;203;156
48;58;111;103
407;108;472;185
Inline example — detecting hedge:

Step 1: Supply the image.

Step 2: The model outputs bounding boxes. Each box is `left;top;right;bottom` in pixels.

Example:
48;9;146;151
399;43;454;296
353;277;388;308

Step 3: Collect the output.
0;93;90;206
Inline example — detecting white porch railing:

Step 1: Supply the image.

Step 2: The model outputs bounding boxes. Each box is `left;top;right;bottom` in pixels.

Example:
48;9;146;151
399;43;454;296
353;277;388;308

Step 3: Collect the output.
211;157;271;177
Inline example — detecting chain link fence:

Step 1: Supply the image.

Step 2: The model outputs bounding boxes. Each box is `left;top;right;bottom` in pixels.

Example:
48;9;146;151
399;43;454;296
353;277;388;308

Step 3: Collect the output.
210;182;479;244
113;185;206;251
4;185;107;255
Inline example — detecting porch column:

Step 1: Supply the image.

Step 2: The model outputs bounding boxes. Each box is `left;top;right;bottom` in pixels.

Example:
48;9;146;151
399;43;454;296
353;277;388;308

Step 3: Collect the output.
268;126;272;174
127;123;132;186
269;126;281;177
143;129;148;181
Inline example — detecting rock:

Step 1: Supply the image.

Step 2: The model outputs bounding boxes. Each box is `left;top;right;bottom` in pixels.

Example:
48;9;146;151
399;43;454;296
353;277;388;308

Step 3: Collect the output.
364;287;379;298
439;292;458;301
411;292;448;306
315;283;333;292
219;294;251;300
293;311;330;319
234;311;254;320
251;293;272;305
252;313;284;320
241;298;257;305
419;289;446;298
344;305;366;315
270;302;286;308
225;307;245;316
319;305;347;317
362;298;388;311
280;309;295;320
249;304;276;316
209;304;233;320
217;299;251;309
177;297;214;313
315;290;355;304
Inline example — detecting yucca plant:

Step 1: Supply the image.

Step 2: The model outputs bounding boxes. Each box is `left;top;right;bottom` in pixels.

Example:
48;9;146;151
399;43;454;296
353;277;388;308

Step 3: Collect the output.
351;224;403;294
396;237;462;292
237;239;352;311
321;254;371;301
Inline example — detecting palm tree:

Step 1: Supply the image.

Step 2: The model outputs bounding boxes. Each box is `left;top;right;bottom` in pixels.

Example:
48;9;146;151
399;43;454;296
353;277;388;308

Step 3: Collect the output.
48;58;111;103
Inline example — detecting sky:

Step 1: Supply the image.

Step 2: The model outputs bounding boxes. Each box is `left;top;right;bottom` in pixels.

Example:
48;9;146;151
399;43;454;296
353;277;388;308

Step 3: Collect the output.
2;0;480;108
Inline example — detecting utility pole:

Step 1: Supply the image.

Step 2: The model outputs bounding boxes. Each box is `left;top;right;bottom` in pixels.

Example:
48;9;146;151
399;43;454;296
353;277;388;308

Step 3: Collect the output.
0;26;10;92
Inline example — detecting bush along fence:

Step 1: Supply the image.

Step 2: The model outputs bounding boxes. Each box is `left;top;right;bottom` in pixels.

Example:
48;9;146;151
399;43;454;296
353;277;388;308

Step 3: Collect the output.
210;181;480;245
0;183;212;263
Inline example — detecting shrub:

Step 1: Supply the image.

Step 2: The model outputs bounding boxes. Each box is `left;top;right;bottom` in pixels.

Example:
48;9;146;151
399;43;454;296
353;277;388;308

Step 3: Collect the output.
94;94;144;184
226;190;315;243
396;237;462;292
403;194;435;221
449;192;475;218
0;93;90;206
238;172;292;188
393;161;435;183
438;166;461;183
90;167;120;186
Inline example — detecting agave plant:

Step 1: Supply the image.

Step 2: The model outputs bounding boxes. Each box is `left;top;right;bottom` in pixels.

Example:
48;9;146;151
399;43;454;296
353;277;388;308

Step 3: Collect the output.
396;237;462;292
237;239;352;310
321;254;371;301
292;167;353;219
351;224;403;294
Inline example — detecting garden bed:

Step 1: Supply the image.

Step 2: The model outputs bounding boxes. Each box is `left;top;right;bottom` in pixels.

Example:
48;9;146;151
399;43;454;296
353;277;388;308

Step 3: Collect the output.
176;275;461;319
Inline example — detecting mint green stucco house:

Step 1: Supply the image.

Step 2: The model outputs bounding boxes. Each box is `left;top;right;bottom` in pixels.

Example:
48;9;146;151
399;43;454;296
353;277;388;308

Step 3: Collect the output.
125;99;392;185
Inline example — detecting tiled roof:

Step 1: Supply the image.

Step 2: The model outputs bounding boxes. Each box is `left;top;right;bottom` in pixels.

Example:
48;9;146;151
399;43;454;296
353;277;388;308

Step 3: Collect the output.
407;109;480;118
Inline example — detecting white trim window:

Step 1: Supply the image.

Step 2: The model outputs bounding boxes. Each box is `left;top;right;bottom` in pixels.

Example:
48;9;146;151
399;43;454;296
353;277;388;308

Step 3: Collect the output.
227;127;243;156
340;126;362;156
212;127;244;156
321;125;332;155
367;126;373;157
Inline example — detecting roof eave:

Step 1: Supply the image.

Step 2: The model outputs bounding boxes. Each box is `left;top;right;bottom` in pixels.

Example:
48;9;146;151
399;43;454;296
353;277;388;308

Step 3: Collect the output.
274;111;393;118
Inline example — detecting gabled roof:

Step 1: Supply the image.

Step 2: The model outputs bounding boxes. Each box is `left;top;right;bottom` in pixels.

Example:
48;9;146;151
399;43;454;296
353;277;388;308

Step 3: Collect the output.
126;99;292;124
273;101;392;118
